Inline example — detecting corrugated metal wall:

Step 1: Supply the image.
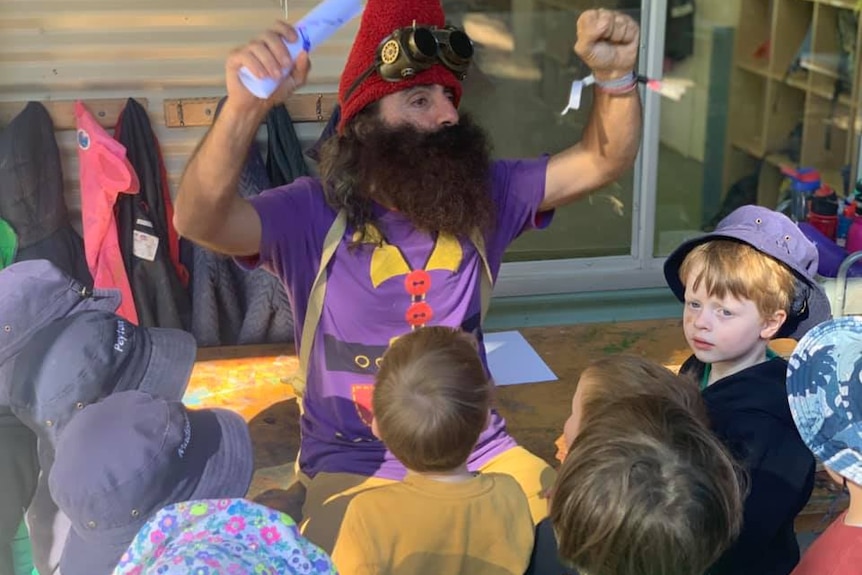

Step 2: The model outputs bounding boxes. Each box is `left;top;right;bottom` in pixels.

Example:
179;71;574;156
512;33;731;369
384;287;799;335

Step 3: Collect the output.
0;0;358;228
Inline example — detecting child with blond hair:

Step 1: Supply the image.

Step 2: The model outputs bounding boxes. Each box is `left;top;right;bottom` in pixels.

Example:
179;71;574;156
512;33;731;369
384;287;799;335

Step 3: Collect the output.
663;205;830;574
331;326;534;575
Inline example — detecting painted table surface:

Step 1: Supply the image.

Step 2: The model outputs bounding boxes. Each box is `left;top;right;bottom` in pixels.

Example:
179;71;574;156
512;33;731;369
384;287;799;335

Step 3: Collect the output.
182;321;839;531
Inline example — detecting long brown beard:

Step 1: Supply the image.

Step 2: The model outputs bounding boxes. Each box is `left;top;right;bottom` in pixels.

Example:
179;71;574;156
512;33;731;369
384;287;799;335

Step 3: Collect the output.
355;114;495;237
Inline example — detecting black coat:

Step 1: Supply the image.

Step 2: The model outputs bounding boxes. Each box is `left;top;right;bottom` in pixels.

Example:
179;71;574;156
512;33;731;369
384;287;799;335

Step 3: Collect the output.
0;102;91;286
186;101;299;346
682;356;816;575
115;98;192;329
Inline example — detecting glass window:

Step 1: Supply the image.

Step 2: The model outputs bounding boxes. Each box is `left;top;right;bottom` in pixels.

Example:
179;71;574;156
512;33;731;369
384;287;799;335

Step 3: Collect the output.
654;0;861;257
443;0;641;262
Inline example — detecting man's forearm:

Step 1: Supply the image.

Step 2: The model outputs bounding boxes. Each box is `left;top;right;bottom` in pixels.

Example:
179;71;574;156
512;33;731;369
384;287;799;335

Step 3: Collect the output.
581;88;642;180
542;87;643;209
173;101;267;240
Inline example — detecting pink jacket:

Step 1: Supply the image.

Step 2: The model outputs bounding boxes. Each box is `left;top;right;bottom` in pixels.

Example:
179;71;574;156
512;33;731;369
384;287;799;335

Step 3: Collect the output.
76;101;140;324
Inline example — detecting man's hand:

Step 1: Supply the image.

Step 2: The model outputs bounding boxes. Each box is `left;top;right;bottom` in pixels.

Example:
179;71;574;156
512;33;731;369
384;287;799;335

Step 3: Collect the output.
225;21;312;114
574;9;640;82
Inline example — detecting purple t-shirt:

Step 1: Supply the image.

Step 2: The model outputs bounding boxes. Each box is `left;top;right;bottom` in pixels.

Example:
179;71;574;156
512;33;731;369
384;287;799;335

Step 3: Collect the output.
242;157;551;479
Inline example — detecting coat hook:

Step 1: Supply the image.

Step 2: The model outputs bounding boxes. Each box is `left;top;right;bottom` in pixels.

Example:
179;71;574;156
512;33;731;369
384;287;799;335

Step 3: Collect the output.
315;94;324;121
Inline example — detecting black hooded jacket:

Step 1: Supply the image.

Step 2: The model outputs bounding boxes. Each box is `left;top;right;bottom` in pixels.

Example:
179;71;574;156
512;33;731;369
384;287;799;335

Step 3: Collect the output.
682;355;816;575
0;102;91;285
115;98;192;329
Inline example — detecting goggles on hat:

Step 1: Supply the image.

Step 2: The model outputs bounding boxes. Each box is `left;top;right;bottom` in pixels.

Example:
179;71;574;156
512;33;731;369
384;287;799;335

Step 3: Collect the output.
344;24;474;102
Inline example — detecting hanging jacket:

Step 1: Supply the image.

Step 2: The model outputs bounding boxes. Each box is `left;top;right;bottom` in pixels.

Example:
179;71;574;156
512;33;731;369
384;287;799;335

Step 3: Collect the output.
114;98;191;330
305;104;340;164
266;102;311;186
0;219;16;269
0;232;35;575
666;0;695;63
681;356;815;575
0;102;92;285
76;101;140;323
188;100;296;346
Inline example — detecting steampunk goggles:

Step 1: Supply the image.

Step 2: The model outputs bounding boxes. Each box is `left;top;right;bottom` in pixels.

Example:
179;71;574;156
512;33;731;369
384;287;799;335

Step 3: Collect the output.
344;24;474;101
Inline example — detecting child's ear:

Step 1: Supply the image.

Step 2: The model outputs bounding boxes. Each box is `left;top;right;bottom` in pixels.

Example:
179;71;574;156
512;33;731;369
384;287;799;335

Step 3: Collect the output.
371;417;381;439
761;309;788;340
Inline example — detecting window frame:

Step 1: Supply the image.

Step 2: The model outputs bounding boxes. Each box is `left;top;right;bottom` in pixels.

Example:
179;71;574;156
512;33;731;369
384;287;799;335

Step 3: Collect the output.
495;0;670;297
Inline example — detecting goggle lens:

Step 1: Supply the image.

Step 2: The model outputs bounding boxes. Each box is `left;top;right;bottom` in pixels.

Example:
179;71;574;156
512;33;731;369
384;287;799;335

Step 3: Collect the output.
344;25;473;103
443;29;474;61
411;28;438;61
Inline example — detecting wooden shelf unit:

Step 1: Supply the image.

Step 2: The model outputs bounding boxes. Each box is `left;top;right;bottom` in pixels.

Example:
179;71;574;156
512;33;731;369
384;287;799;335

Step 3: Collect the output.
723;0;861;209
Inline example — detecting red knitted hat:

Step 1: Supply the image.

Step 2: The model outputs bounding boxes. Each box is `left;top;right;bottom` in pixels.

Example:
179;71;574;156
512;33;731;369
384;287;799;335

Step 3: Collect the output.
337;0;463;132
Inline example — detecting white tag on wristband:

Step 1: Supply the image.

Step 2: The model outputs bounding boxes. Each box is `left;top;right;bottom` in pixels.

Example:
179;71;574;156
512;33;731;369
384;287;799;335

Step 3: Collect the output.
561;75;595;115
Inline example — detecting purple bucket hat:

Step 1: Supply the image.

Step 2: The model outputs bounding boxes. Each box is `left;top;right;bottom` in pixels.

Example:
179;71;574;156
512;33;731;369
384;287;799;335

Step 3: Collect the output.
664;205;831;339
786;316;862;485
112;498;337;575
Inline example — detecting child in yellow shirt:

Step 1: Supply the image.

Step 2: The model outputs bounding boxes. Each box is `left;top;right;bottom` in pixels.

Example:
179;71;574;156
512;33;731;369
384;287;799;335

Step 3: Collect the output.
331;326;534;575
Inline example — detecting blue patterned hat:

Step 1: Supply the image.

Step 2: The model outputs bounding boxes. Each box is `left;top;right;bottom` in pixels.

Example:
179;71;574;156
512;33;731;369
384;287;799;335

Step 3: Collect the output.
786;316;862;484
112;498;337;575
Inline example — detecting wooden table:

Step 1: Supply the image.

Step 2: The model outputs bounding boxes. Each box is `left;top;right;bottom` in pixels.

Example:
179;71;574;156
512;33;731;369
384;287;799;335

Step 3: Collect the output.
183;320;842;533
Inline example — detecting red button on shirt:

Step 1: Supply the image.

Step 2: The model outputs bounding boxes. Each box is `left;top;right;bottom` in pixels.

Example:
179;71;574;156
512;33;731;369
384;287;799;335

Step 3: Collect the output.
404;270;431;296
405;301;433;326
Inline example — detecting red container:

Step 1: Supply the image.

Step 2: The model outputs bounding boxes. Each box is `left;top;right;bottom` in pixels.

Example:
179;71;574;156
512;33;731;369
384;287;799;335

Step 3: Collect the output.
807;211;838;240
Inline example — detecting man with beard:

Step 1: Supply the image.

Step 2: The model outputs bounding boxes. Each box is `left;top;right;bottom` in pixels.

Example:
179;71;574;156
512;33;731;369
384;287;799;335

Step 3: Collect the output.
174;0;641;552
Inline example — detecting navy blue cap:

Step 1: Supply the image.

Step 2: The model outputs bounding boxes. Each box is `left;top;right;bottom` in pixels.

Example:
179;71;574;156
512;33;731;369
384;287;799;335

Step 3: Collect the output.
0;260;119;405
9;310;196;447
48;390;254;575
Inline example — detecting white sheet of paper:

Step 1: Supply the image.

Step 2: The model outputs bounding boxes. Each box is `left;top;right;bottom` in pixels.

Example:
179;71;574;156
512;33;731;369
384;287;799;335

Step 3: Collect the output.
484;330;558;386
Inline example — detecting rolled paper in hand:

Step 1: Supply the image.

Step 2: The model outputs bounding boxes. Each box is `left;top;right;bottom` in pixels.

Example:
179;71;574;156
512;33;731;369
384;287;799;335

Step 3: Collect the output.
238;0;364;99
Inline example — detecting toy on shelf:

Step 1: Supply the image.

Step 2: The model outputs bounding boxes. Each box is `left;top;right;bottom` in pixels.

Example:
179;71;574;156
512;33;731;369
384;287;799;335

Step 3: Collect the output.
845;180;862;254
781;166;821;222
807;185;839;240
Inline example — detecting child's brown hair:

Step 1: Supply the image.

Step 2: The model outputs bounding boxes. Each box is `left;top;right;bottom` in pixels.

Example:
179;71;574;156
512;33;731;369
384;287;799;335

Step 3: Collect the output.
679;239;796;320
551;394;744;575
373;326;491;472
579;354;708;426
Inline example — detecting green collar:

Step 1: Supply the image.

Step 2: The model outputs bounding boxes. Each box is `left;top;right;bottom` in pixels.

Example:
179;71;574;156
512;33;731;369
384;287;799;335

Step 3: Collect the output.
700;347;779;391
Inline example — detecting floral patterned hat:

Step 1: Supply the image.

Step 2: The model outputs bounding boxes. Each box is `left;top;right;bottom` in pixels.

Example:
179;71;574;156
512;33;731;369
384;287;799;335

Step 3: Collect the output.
112;498;338;575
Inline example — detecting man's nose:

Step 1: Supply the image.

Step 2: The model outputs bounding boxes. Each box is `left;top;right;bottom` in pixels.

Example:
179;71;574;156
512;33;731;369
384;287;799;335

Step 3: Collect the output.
434;93;459;127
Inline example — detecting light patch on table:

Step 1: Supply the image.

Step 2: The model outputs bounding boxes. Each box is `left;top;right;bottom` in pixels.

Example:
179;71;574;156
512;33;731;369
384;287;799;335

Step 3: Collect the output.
183;354;299;420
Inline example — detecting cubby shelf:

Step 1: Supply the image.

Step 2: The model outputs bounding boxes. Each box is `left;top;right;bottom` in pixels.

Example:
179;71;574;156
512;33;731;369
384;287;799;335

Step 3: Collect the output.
723;0;861;206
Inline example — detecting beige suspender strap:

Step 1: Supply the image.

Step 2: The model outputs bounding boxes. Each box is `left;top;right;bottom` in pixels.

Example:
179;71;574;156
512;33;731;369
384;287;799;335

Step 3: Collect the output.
285;213;493;397
470;229;494;323
284;209;348;398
